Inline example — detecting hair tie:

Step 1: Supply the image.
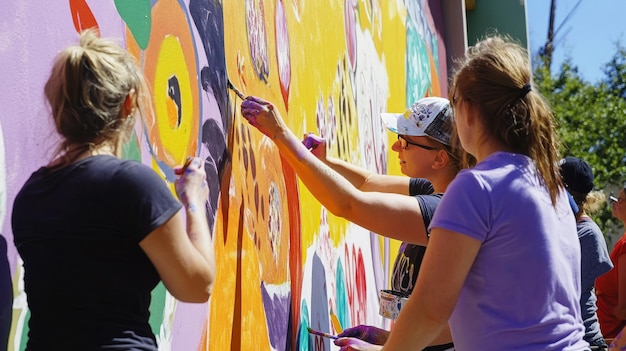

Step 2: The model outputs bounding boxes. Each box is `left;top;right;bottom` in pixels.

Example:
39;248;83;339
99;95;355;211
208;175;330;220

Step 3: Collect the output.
519;84;531;98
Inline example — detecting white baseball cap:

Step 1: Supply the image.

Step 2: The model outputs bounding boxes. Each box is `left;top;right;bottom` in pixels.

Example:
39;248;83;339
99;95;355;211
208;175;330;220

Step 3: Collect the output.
380;97;452;146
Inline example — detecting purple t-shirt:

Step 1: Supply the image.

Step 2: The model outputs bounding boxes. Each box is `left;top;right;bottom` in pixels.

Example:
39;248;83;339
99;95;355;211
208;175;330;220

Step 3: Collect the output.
430;152;588;350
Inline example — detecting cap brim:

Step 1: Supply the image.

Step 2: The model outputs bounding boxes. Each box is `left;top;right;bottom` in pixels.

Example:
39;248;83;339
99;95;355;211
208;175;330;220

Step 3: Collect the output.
380;113;400;134
380;112;428;137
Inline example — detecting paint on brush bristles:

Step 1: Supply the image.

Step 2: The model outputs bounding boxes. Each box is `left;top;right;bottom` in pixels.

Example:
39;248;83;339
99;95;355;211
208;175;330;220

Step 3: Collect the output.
181;157;193;173
227;80;246;100
306;326;338;340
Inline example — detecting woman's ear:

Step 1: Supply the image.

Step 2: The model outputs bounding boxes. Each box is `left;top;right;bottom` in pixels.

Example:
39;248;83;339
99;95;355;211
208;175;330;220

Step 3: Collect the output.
432;149;449;170
122;89;137;119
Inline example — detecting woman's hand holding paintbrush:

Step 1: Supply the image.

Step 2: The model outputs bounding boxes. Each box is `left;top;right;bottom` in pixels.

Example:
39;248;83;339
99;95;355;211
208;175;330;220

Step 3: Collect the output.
240;96;285;140
174;157;208;213
336;325;389;345
330;325;388;351
307;326;338;340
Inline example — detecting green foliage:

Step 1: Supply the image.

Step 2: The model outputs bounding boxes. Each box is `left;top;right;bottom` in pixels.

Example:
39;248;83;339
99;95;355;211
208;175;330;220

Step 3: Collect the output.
534;48;626;243
603;43;626;99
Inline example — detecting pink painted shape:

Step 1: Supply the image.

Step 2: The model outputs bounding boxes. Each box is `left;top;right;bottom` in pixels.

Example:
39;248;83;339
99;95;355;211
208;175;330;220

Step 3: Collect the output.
275;0;291;110
344;0;357;72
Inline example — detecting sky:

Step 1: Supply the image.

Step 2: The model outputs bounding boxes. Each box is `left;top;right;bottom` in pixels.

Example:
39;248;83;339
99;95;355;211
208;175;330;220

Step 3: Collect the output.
525;0;626;83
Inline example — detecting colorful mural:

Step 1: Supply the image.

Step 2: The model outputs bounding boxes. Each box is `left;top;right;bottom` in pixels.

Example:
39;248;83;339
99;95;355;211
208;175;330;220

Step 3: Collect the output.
0;0;447;350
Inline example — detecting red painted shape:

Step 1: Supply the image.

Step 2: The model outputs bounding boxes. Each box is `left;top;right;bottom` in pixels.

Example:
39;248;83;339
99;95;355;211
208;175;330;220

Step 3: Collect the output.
281;156;302;351
69;0;99;34
345;244;368;325
355;248;367;323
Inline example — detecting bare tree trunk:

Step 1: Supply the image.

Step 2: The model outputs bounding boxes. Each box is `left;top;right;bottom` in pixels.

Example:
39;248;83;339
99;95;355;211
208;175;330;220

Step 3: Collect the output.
541;0;557;71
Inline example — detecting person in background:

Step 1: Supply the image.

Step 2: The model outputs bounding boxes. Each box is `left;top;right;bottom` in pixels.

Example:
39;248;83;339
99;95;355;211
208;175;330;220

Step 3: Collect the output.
560;156;613;350
597;183;626;341
241;96;461;350
11;29;216;350
333;33;589;351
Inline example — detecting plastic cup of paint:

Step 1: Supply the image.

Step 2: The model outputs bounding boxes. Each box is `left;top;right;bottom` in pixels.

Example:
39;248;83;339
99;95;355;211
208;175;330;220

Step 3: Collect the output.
378;289;409;320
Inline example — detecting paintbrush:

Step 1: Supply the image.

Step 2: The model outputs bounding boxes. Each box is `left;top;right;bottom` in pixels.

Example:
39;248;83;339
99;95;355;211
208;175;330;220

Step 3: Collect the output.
228;79;272;112
180;156;193;173
227;79;246;100
307;326;338;340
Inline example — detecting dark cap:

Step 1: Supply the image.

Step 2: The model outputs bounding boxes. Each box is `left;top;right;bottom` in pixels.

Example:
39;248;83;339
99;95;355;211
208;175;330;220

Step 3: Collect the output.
559;157;594;194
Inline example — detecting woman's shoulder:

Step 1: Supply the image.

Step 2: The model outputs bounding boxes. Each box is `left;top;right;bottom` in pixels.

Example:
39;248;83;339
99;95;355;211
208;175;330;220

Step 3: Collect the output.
81;156;167;190
87;155;152;174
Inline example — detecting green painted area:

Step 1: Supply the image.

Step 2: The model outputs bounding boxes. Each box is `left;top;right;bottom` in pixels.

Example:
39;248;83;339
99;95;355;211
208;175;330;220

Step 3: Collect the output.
19;309;29;351
466;0;529;49
114;0;152;50
122;132;142;162
149;282;167;336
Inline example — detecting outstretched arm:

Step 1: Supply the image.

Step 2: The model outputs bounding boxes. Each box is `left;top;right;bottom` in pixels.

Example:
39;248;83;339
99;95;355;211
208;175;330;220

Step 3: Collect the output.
241;96;428;245
303;133;412;195
140;157;216;303
379;228;480;350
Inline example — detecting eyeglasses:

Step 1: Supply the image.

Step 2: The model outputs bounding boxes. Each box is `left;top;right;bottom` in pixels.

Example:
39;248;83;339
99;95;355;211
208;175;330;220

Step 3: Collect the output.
397;135;439;151
610;193;625;204
609;185;626;204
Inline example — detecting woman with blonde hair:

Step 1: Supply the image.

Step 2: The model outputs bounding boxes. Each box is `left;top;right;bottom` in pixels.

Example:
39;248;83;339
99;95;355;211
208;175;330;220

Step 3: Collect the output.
334;34;590;350
11;30;216;350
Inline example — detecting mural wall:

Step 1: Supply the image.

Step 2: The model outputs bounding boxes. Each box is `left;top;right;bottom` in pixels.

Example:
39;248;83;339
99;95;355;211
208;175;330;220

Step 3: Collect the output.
0;0;448;350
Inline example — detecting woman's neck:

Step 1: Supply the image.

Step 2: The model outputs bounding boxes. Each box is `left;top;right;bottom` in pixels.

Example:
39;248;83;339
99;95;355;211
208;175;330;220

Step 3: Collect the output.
471;138;512;164
48;142;116;169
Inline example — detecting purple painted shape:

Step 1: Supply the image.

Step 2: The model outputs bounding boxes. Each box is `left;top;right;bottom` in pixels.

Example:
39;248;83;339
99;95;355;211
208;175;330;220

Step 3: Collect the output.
309;253;332;349
170;301;209;351
261;282;292;351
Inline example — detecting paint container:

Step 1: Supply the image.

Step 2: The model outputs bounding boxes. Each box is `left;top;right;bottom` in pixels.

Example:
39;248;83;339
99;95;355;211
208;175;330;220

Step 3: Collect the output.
378;289;409;320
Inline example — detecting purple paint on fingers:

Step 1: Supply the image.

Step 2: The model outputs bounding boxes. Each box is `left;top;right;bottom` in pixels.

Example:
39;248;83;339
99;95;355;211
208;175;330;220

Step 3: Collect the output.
243;96;273;111
241;108;260;125
245;95;269;104
302;133;324;149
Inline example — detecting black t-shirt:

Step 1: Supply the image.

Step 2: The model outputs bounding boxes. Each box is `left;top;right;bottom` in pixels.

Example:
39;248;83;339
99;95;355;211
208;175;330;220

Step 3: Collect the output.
391;178;441;295
12;156;182;350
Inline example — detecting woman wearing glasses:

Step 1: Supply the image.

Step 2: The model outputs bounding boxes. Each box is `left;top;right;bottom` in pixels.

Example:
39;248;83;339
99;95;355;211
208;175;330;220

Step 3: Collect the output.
597;185;626;341
331;34;589;351
241;96;462;351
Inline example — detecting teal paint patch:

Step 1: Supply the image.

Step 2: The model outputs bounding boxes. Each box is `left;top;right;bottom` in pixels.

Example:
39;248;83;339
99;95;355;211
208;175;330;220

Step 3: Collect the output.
297;301;310;351
335;259;350;331
114;0;152;49
428;35;440;78
406;20;432;106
